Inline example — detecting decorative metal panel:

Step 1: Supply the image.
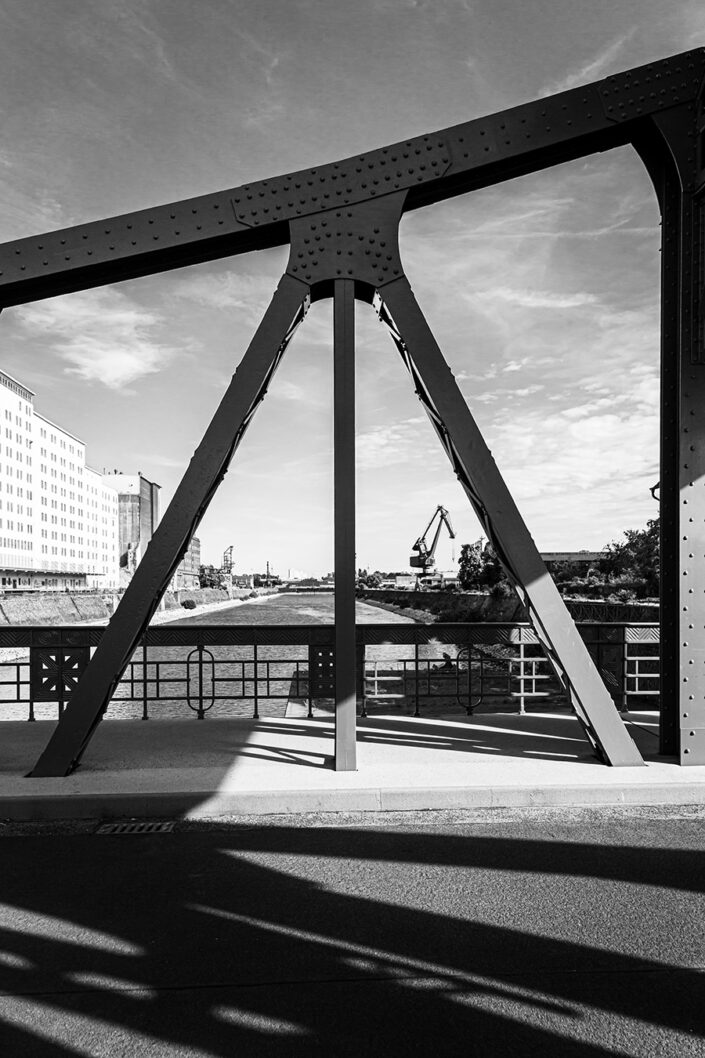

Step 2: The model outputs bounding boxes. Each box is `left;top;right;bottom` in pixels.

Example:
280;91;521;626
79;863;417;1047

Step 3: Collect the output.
309;645;335;697
30;646;90;702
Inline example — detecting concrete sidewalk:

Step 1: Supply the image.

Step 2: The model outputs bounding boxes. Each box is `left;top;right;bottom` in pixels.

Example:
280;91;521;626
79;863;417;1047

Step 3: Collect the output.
2;711;705;821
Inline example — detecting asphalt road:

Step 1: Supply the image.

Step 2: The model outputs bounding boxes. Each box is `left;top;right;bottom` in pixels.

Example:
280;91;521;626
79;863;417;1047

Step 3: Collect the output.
0;806;703;1057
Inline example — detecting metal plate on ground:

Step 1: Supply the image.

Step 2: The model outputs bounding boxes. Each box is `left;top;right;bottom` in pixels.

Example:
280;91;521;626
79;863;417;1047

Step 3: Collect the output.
95;821;175;835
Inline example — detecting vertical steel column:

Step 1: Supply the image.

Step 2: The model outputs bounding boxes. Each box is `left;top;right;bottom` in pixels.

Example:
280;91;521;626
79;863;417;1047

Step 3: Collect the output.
378;276;643;766
659;162;682;755
641;104;705;764
674;186;705;764
333;279;357;771
638;123;685;756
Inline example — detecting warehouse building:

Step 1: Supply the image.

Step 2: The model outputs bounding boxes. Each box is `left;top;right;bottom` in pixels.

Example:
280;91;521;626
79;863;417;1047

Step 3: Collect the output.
0;368;133;591
102;471;160;588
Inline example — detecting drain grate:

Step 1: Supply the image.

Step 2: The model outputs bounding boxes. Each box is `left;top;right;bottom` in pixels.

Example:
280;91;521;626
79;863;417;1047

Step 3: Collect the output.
95;821;175;835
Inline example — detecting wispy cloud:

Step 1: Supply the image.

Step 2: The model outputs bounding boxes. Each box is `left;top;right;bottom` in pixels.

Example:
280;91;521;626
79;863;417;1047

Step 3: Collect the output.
71;6;178;82
146;454;189;469
357;415;438;470
682;1;705;46
242;100;286;129
231;26;287;128
539;31;636;96
484;287;598;310
372;0;475;16
503;358;530;373
172;272;282;324
233;27;284;88
16;289;172;390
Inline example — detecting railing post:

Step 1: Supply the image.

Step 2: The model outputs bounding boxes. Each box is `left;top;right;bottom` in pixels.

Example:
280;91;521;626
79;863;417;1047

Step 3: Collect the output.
253;644;259;720
518;640;526;716
197;644;205;720
141;642;149;720
621;626;629;713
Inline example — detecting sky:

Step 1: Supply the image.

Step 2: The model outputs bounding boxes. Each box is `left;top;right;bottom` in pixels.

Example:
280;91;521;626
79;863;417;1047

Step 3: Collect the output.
0;0;703;577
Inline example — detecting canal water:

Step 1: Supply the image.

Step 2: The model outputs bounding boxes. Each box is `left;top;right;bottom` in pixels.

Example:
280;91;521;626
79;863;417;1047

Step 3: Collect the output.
166;592;415;629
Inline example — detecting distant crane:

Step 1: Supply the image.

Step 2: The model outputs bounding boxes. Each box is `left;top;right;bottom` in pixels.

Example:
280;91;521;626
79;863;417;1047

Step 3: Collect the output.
199;544;234;589
410;506;456;574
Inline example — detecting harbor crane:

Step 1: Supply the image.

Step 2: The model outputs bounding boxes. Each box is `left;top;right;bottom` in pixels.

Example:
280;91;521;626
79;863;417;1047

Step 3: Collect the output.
410;506;456;573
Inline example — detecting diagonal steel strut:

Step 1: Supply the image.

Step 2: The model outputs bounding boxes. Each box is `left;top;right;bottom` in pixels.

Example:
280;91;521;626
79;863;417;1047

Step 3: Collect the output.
376;279;644;767
32;275;310;776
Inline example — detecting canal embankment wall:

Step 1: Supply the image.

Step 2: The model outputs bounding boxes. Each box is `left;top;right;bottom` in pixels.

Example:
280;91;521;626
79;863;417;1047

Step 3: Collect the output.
0;586;659;627
358;589;659;624
0;586;280;626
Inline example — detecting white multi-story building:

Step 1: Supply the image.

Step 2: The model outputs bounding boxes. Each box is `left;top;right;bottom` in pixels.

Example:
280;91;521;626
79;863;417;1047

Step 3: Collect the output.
0;368;121;591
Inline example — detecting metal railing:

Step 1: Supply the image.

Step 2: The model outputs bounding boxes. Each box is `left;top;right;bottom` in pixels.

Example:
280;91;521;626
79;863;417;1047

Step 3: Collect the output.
0;622;660;722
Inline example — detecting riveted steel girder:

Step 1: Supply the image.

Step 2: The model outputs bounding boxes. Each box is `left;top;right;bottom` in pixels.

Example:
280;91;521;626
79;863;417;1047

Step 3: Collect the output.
0;49;703;307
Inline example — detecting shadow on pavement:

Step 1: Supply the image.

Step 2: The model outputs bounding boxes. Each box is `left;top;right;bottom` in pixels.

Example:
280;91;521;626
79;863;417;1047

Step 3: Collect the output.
0;824;702;1055
236;714;599;768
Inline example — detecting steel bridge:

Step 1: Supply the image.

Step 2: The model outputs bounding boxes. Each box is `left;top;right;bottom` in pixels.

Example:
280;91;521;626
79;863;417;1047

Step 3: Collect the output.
1;48;703;775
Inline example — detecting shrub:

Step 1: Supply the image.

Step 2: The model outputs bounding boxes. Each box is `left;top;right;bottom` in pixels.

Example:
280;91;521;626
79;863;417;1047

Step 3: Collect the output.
181;598;197;609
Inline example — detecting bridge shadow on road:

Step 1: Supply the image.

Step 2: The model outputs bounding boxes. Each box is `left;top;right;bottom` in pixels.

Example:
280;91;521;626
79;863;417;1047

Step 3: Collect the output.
0;819;703;1055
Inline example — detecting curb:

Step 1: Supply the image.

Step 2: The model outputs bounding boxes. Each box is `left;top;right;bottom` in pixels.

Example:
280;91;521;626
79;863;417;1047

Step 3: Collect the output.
2;780;705;822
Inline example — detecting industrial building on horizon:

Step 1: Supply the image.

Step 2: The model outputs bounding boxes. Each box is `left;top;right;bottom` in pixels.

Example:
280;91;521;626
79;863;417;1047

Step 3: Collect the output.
0;367;163;592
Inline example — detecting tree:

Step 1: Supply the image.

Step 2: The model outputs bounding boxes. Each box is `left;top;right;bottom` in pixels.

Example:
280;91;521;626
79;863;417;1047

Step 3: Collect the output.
458;540;512;592
549;560;583;586
357;569;383;588
457;542;484;589
199;564;222;589
600;517;659;598
479;544;507;589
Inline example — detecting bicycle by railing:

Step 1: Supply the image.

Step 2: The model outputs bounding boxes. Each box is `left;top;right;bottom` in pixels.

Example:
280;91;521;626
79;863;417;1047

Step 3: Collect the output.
0;622;660;722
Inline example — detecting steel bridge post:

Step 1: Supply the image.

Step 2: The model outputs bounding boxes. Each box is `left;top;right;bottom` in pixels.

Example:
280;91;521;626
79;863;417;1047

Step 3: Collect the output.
645;105;705;764
650;133;684;757
333;279;357;770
